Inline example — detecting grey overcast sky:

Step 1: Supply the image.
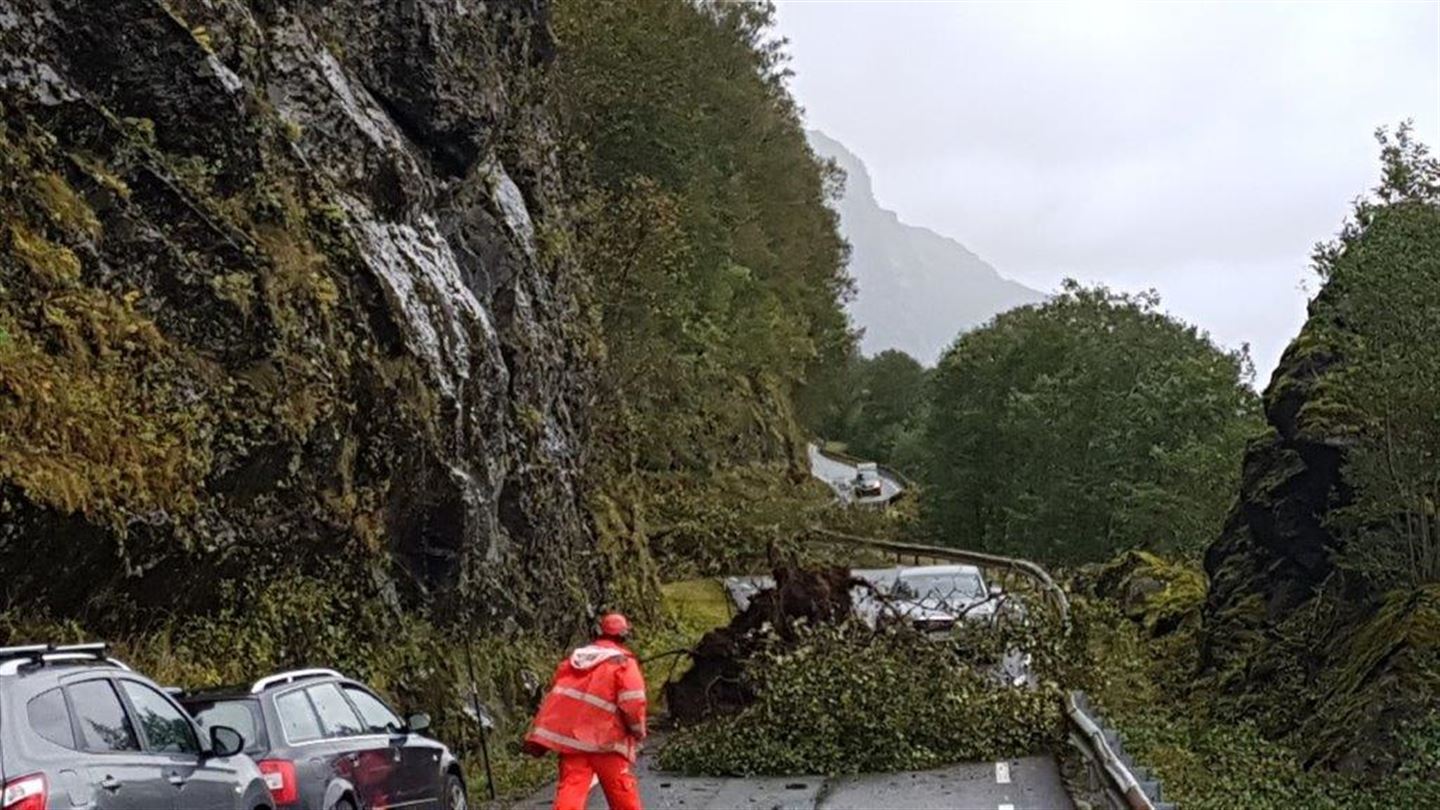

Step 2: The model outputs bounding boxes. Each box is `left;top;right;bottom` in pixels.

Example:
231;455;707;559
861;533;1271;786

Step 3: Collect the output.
773;0;1440;380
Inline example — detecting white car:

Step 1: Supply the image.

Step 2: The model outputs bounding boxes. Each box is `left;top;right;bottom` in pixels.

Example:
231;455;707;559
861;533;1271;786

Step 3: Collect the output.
853;463;884;498
857;565;1002;634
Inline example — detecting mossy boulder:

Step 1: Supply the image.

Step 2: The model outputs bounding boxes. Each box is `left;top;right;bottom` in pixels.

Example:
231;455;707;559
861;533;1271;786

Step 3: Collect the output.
1072;550;1206;637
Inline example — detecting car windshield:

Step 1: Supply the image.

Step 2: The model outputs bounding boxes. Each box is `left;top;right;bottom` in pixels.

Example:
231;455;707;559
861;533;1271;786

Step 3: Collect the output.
188;699;263;753
857;470;879;482
894;573;985;601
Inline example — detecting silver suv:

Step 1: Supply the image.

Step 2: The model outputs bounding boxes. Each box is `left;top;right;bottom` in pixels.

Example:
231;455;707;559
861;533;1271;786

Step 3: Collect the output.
0;643;273;810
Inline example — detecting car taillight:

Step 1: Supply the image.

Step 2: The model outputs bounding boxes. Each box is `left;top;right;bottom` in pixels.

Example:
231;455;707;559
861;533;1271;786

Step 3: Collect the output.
1;773;46;810
257;760;298;806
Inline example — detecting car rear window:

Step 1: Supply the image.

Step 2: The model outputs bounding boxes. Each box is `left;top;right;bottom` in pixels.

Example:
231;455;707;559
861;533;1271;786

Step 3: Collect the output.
188;699;264;752
26;687;75;749
68;679;140;752
274;689;323;744
306;683;365;738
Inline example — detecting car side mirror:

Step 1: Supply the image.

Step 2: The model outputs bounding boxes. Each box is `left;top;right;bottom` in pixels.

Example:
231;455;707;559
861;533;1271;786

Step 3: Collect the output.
988;584;1003;598
209;725;245;758
406;712;431;734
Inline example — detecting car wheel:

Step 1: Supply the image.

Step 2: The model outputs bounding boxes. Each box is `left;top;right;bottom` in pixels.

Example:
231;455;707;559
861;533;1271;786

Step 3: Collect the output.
443;773;468;810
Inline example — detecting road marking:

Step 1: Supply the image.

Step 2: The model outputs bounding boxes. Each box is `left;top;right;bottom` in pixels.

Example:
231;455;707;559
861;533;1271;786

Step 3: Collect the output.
995;761;1011;784
999;804;1015;810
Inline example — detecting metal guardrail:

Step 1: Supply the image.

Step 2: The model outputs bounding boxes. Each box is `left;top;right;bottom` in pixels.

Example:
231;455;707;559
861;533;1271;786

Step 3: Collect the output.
1067;691;1172;810
802;529;1172;808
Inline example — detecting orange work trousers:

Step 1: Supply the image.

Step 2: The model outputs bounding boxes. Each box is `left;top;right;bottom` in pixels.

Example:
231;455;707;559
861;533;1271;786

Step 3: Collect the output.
554;752;643;810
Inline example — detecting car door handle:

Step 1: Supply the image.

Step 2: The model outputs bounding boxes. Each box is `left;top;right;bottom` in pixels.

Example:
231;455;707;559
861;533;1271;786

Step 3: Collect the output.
99;775;122;792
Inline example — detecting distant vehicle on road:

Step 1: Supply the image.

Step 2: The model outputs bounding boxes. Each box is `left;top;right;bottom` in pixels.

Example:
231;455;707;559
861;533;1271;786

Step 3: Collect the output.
853;463;884;498
857;565;1003;634
180;669;466;810
0;642;272;810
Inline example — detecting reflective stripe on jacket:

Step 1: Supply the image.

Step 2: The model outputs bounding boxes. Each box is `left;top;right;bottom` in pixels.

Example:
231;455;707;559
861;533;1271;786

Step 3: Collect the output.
526;639;648;761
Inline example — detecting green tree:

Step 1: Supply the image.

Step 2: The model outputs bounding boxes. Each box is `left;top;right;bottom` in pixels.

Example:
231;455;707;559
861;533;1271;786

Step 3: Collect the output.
920;282;1260;563
1318;124;1440;590
798;349;929;465
553;0;855;471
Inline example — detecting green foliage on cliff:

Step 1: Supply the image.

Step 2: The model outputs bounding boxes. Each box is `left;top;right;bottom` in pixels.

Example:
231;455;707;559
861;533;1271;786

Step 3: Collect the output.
798;348;931;467
0;3;866;798
917;282;1261;563
553;0;854;472
0;121;211;526
1200;126;1440;775
1077;554;1440;809
1317;126;1440;591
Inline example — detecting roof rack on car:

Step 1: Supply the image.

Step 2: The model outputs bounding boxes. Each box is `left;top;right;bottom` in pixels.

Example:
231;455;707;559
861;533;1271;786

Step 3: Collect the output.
0;642;131;675
251;668;343;693
0;645;51;660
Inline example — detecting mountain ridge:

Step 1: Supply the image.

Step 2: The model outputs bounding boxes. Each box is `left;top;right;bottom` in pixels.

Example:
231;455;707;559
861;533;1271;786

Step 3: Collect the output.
808;129;1045;363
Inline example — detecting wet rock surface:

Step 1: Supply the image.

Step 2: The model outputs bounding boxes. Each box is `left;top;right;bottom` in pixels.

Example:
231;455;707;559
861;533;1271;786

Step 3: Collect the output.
0;0;601;631
1198;259;1359;663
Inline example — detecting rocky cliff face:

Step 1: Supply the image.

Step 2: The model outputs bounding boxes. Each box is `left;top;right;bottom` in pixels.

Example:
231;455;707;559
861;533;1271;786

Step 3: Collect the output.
0;0;606;632
1200;287;1351;667
1201;187;1440;773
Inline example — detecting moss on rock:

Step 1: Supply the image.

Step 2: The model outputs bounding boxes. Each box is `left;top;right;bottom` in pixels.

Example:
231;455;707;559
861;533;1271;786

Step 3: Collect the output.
1200;128;1440;775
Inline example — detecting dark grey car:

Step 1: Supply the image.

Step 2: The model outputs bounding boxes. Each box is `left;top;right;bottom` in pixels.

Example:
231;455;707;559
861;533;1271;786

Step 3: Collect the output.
180;669;465;810
0;643;273;810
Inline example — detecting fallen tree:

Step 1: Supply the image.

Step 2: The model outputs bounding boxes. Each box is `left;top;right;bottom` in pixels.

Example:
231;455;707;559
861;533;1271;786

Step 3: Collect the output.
656;564;1065;775
663;565;860;725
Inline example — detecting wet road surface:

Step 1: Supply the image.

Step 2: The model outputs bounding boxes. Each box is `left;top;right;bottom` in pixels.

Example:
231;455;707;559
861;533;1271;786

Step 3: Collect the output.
808;444;904;504
517;751;1073;809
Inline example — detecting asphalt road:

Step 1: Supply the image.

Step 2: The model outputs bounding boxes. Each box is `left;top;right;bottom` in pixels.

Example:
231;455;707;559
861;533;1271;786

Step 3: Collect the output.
518;750;1074;809
808;444;904;504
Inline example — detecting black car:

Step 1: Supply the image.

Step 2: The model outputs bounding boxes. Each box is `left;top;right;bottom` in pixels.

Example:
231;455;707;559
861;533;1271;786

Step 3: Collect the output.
0;643;272;810
180;669;466;810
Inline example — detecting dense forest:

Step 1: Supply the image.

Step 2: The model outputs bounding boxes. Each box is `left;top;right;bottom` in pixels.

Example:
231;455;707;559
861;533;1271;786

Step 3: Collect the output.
920;282;1260;562
803;283;1260;564
553;0;853;473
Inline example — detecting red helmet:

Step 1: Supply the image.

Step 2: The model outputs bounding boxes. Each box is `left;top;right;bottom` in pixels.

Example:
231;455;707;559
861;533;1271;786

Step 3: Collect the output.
598;613;631;638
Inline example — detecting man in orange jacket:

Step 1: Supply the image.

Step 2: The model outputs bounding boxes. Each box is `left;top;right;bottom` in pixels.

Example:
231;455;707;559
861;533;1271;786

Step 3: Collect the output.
525;613;648;810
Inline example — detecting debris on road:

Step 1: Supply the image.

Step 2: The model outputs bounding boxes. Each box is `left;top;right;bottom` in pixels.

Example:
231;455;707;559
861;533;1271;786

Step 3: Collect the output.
664;564;860;725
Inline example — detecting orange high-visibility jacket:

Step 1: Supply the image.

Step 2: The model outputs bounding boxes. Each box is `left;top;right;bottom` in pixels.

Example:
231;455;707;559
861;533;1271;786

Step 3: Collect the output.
526;639;648;761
